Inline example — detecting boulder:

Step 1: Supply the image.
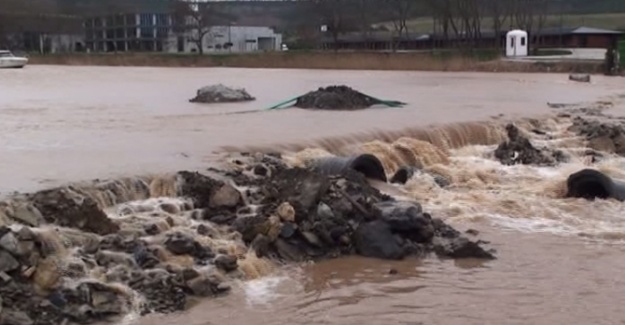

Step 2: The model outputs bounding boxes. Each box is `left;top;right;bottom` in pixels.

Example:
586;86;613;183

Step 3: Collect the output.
177;171;242;213
31;187;119;235
189;84;255;104
371;201;434;243
209;184;242;208
433;237;495;259
353;220;406;260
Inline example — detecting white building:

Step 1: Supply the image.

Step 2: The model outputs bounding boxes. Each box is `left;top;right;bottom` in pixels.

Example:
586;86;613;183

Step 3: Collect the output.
169;25;283;54
506;29;528;57
84;13;282;54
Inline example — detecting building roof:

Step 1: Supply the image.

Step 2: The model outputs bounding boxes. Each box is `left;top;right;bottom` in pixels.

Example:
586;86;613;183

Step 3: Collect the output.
538;26;623;36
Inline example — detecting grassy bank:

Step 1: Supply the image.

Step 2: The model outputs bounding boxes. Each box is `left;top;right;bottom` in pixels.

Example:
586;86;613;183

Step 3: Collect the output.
28;51;606;73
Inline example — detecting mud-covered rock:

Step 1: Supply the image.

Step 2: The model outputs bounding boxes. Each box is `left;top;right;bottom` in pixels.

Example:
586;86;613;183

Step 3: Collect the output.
30;187;119;235
354;220;407;260
294;85;381;110
494;124;564;166
189;84;255;104
433;237;496;259
372;201;434;243
568;117;625;156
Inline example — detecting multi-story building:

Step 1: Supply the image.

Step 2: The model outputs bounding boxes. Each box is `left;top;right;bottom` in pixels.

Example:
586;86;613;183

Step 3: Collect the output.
83;12;283;53
84;13;172;52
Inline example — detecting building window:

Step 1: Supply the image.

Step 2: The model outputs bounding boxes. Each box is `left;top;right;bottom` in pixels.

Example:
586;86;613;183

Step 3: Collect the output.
140;14;153;27
521;37;526;46
510;38;514;48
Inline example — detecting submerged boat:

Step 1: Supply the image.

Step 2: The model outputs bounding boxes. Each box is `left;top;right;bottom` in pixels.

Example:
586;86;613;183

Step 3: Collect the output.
0;50;28;68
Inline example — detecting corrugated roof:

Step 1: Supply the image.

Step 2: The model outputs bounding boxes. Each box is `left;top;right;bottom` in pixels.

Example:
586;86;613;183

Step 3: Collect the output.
538;26;623;36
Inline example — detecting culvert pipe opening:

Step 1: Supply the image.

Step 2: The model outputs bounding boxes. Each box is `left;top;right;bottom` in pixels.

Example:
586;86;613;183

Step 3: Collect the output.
566;169;619;201
310;154;387;182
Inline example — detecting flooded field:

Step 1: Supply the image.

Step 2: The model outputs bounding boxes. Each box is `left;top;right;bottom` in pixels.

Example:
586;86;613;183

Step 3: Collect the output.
2;65;625;325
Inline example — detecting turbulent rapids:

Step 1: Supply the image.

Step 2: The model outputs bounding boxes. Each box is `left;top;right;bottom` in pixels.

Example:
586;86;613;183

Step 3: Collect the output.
1;102;625;325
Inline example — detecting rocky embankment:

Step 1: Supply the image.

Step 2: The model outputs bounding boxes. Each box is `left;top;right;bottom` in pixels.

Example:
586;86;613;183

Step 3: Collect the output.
0;152;494;325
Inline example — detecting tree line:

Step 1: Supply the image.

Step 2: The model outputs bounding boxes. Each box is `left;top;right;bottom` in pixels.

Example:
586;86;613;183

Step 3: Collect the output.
2;0;624;51
302;0;623;49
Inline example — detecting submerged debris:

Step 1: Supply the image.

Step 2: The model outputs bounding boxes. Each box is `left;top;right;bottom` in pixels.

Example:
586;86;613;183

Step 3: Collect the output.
494;124;566;166
189;84;255;104
294;85;383;110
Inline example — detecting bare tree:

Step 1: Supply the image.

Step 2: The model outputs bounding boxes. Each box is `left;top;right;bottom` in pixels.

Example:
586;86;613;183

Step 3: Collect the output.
385;0;415;40
485;0;513;49
510;0;550;53
171;0;232;55
312;0;356;51
355;0;373;38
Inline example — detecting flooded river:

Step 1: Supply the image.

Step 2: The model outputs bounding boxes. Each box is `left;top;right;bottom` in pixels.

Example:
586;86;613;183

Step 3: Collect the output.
2;65;625;325
1;65;623;194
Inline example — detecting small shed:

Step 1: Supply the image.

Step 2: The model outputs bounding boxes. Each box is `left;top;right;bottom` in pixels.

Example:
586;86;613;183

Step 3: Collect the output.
506;30;528;57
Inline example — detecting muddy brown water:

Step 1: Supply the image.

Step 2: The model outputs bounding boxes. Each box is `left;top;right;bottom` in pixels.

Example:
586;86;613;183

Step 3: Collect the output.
2;66;625;325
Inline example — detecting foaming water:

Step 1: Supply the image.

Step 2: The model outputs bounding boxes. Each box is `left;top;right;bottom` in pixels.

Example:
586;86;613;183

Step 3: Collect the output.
277;114;625;244
242;275;297;306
